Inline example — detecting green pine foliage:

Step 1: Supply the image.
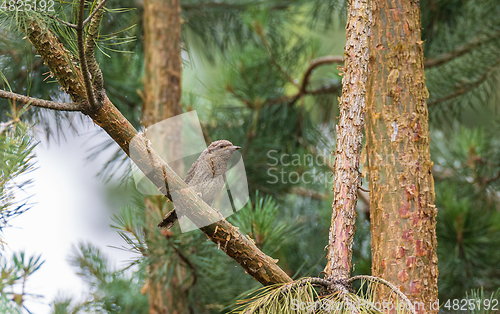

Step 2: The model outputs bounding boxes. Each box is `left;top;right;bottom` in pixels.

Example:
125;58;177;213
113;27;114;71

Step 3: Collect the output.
431;125;500;300
0;251;44;312
0;119;36;237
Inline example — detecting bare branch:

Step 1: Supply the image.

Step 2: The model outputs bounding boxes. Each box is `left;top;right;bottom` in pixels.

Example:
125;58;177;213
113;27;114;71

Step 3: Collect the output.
299;56;343;95
46;0;107;29
483;171;500;185
425;31;500;68
83;0;108;26
47;15;77;29
229;55;343;108
428;57;500;106
77;0;98;111
0;90;81;111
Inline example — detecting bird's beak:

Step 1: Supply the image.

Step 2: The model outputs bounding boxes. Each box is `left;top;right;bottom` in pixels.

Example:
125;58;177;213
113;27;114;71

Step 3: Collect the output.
232;145;241;150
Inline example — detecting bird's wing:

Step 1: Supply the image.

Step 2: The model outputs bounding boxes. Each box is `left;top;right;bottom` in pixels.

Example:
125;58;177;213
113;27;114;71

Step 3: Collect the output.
158;209;178;229
184;158;198;184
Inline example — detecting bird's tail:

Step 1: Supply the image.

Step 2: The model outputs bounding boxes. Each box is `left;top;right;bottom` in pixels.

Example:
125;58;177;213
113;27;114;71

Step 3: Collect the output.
158;210;178;229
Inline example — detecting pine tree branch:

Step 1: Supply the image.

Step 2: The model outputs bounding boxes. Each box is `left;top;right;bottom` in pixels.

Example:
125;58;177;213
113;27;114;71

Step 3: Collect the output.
84;0;106;95
424;31;500;68
46;0;107;29
483;171;500;184
427;57;500;106
0;90;81;111
265;56;343;106
83;0;108;26
21;18;292;287
77;0;99;111
229;56;343;108
47;15;77;29
299;56;343;95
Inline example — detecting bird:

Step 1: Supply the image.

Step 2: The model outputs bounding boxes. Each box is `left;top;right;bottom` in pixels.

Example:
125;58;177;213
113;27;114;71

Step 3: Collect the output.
158;140;241;229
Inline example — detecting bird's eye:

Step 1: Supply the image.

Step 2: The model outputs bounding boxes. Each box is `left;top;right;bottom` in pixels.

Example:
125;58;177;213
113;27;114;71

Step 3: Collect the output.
219;145;224;149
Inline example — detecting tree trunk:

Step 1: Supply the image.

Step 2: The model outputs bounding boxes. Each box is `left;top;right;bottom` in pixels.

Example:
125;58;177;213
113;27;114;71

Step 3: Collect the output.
323;0;371;284
142;1;187;313
366;0;439;312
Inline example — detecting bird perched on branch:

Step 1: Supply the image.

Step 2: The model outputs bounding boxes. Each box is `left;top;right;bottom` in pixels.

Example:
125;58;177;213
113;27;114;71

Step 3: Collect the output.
158;140;241;229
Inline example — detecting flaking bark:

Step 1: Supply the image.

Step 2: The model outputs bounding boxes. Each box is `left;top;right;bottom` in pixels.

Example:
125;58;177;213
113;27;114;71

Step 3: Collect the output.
323;0;372;283
366;0;439;311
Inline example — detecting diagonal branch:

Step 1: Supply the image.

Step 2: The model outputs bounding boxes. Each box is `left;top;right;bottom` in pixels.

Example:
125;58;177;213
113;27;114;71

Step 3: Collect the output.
22;18;292;287
428;57;500;106
0;90;81;111
47;14;77;29
237;56;343;107
83;0;108;26
424;30;500;69
483;171;500;185
299;56;343;95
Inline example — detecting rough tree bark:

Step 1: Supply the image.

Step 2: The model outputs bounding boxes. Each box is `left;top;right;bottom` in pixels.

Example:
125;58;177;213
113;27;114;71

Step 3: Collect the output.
366;0;439;312
141;0;187;313
323;0;371;286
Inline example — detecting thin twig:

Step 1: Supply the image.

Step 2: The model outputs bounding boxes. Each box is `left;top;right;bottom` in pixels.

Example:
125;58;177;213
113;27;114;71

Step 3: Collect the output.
0;90;81;111
170;244;197;288
229;55;343;107
428;57;500;106
47;15;77;29
299;56;343;94
269;56;343;106
425;30;500;68
358;186;369;192
76;0;98;110
83;0;108;26
483;171;500;184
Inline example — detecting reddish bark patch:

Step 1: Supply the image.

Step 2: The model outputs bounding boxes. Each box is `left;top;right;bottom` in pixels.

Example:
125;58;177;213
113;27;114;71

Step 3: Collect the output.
398;270;409;282
416;239;427;256
399;200;411;218
409;280;421;295
412;211;421;226
406;256;417;268
395;246;406;259
402;229;413;241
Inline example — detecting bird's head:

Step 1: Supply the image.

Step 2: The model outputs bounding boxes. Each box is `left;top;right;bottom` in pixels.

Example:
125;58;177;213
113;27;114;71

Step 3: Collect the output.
207;140;241;153
206;140;241;169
